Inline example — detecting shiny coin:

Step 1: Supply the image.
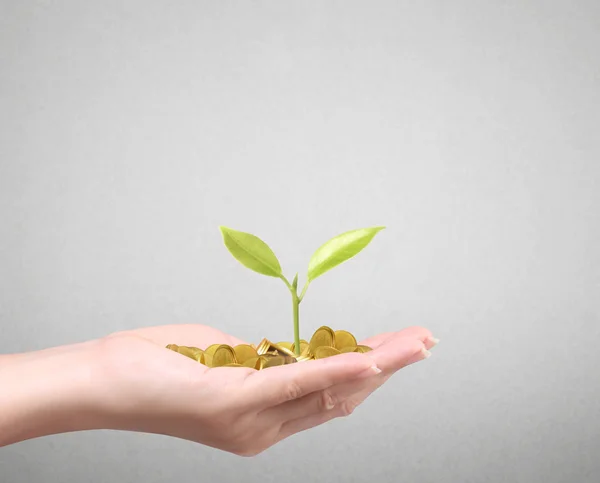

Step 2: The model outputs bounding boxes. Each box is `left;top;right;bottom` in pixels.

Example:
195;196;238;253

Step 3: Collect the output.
204;344;222;356
212;345;237;367
314;346;341;359
340;346;357;354
334;330;357;351
309;326;335;354
242;356;262;370
256;338;272;356
295;353;313;362
269;342;296;358
233;344;258;363
166;344;179;352
202;353;213;367
257;355;271;369
275;341;294;351
261;355;287;368
177;346;203;362
188;347;205;363
223;363;243;367
355;345;373;353
297;344;313;361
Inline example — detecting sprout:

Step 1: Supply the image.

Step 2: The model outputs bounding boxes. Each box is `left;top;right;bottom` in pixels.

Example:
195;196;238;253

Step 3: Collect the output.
219;226;385;355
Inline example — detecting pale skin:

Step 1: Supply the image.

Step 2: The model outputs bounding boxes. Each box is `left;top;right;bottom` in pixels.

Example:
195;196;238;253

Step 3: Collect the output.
0;324;437;455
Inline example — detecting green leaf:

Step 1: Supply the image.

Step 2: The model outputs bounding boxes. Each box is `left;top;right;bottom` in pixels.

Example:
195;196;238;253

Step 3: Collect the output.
292;273;299;290
219;226;282;277
307;226;385;282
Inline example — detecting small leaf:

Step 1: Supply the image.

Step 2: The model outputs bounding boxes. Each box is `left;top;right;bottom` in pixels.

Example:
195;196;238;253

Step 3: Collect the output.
307;226;385;282
219;226;282;277
292;273;299;290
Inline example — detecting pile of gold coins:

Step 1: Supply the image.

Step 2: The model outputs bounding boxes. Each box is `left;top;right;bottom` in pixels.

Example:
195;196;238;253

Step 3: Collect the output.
166;326;372;370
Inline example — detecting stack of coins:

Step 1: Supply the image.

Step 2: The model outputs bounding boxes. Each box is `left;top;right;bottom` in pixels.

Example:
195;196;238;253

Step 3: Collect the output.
166;326;372;370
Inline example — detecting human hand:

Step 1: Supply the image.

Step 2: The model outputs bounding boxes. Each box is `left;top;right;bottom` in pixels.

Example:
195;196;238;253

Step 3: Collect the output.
0;324;437;454
90;324;437;455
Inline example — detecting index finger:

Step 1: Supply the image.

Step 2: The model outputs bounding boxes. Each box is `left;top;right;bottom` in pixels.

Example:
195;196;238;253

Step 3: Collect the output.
241;352;380;409
359;326;434;350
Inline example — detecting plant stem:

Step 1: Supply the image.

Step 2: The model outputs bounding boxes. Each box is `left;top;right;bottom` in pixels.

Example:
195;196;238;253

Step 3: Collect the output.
292;291;300;355
279;275;302;355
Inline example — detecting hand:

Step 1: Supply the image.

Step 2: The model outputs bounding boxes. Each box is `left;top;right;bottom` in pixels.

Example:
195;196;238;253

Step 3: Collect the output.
0;324;437;455
92;324;437;455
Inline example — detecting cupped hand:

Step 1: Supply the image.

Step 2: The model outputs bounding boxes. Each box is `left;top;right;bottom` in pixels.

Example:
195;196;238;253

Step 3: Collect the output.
91;324;437;456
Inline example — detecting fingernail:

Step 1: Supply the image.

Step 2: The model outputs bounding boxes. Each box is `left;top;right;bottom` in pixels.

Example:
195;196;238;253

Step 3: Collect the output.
421;348;432;359
357;364;382;378
427;336;440;347
325;394;336;410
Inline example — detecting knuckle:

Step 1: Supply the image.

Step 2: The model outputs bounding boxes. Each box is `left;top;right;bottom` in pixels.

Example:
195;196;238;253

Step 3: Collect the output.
319;390;335;411
283;380;303;401
340;399;361;417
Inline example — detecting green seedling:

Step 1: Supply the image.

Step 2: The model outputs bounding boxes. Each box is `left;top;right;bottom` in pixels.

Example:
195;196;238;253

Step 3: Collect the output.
219;226;385;356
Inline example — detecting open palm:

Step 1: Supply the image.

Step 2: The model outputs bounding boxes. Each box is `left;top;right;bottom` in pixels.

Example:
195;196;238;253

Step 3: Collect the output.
93;324;436;456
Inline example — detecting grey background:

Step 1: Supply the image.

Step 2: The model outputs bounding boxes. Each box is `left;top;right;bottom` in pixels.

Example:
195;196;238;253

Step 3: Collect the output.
1;0;599;482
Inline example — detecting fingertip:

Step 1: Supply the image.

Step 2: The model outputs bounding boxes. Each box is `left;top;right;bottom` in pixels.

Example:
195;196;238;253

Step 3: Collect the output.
425;336;440;349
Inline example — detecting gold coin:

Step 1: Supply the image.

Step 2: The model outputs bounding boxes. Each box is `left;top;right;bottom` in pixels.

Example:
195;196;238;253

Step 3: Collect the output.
212;345;237;367
204;344;222;356
166;344;179;351
177;346;202;361
223;363;243;367
242;356;262;370
314;346;341;359
269;342;296;358
340;346;357;354
202;353;213;367
334;330;357;350
309;326;335;354
295;353;313;362
355;345;373;353
261;355;287;368
297;344;313;361
275;341;294;351
233;344;258;363
257;355;270;369
256;338;272;356
187;347;205;363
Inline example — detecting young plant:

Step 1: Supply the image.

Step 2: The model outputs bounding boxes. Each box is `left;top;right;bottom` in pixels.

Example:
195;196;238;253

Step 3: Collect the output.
219;225;385;356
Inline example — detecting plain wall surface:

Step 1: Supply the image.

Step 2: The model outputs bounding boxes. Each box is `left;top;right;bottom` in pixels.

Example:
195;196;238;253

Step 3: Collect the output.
1;1;599;482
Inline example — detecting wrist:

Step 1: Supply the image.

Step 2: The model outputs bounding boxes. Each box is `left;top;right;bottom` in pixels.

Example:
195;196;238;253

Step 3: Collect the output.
0;339;106;446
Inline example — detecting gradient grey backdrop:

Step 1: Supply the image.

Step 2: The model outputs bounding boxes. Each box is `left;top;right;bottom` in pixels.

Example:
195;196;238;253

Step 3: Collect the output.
1;1;599;482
